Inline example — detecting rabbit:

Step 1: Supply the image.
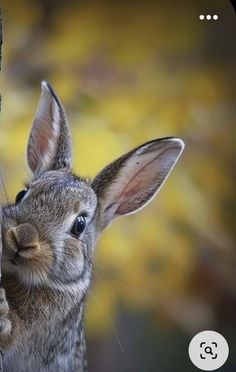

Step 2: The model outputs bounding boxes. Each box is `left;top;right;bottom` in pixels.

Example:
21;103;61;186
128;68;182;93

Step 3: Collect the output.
0;81;184;372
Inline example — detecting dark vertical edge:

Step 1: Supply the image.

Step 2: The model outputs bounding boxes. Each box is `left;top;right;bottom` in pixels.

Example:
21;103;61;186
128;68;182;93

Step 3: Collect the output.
0;7;2;69
0;7;3;372
0;7;2;111
0;204;2;372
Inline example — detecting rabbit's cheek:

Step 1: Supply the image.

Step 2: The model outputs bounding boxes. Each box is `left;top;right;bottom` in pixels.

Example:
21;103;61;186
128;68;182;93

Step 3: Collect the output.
67;242;85;268
28;242;53;263
63;239;86;272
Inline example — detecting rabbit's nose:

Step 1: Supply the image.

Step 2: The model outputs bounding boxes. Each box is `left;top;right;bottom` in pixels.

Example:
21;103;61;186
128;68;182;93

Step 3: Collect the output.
7;223;39;257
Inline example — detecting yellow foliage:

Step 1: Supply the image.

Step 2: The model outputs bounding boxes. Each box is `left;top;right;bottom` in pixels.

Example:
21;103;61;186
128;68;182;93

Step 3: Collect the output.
0;0;235;337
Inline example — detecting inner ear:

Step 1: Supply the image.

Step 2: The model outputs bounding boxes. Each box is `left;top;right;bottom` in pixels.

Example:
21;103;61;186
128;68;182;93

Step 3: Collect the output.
93;138;185;227
27;81;72;178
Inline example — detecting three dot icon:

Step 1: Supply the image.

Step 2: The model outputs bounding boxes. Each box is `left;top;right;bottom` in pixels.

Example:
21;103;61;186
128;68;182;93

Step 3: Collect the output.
199;15;218;20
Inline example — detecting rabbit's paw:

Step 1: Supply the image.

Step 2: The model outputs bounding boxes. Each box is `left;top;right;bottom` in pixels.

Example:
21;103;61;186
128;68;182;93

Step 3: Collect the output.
0;288;12;337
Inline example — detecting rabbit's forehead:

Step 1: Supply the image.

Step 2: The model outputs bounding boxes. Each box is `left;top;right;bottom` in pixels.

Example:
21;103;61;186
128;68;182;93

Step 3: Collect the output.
29;171;97;211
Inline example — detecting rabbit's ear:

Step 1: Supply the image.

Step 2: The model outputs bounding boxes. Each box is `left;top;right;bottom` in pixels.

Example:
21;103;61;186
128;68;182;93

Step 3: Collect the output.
27;81;72;178
92;138;184;228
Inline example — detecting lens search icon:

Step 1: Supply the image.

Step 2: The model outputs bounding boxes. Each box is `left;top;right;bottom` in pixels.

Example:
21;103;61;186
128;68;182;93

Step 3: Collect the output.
189;331;229;371
200;342;217;360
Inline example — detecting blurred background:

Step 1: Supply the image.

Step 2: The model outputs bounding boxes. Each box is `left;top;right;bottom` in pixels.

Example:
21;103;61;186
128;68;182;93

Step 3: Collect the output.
0;0;236;371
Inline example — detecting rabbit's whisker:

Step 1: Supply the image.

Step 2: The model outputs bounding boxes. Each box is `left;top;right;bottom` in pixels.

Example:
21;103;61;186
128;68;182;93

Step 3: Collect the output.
90;262;145;290
88;289;124;353
0;172;10;203
15;159;32;181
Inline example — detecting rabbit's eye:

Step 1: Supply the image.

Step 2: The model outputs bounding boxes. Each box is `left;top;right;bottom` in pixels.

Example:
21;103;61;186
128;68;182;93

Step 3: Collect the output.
15;189;28;204
71;215;86;237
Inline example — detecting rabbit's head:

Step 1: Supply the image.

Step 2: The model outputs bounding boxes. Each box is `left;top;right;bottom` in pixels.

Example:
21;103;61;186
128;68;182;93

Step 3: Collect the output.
1;82;184;295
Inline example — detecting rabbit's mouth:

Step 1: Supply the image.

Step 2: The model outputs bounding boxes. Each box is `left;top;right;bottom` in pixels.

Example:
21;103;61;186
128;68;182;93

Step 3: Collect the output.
2;249;25;275
9;252;23;266
2;247;37;269
2;242;54;288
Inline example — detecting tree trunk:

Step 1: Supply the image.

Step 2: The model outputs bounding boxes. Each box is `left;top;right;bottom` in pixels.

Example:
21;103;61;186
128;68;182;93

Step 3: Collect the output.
0;205;3;371
0;6;3;371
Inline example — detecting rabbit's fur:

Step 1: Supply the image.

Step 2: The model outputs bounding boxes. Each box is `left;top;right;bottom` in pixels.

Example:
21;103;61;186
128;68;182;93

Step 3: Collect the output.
0;82;184;371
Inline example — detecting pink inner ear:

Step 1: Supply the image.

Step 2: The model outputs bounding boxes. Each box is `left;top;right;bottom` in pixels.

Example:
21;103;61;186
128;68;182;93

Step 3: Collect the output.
95;138;184;223
111;147;178;216
29;118;56;171
122;180;142;198
28;92;60;173
38;129;51;156
116;154;159;203
116;178;154;215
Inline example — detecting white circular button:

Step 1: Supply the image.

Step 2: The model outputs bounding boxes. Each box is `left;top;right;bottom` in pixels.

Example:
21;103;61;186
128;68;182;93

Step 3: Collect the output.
188;330;229;371
213;15;219;20
199;15;205;20
206;15;212;20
